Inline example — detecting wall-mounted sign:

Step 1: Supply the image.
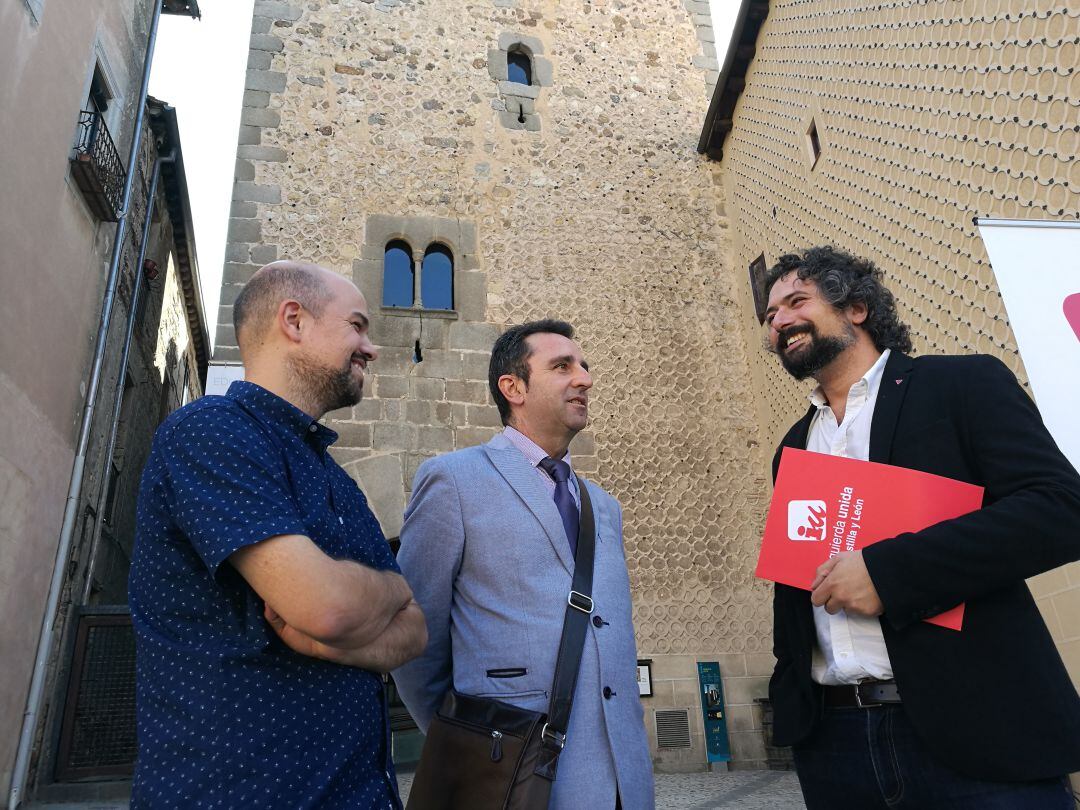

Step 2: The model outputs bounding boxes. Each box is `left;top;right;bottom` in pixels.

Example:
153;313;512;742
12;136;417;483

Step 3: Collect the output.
205;363;245;397
637;659;652;697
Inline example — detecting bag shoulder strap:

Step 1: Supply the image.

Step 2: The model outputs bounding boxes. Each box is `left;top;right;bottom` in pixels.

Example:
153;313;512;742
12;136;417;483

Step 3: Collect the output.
537;475;596;770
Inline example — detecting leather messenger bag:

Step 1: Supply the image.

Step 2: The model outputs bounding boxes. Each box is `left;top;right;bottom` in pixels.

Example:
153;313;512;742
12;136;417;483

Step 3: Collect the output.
406;478;596;810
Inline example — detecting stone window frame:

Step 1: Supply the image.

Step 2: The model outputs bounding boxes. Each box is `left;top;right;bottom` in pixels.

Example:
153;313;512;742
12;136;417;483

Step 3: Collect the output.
356;214;484;324
23;0;43;24
380;237;456;312
488;33;552;132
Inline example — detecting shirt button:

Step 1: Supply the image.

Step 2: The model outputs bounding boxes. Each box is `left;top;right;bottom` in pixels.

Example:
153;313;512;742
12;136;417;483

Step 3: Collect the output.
309;424;318;432
602;686;614;699
592;615;604;628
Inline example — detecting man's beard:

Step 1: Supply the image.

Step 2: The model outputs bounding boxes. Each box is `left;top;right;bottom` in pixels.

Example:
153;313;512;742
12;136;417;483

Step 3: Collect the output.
288;351;363;414
776;323;856;381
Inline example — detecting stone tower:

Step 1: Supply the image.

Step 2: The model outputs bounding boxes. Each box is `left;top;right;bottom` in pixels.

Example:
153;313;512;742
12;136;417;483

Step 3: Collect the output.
218;0;776;769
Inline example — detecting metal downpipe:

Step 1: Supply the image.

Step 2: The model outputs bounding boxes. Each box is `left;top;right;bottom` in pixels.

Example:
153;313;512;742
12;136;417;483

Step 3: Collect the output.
80;147;176;606
7;3;165;807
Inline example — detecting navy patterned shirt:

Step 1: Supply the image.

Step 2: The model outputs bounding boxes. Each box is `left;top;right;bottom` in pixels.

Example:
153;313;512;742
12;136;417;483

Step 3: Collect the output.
129;381;402;809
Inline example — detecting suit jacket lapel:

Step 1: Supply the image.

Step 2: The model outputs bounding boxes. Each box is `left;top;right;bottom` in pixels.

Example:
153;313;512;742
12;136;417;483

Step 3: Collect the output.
483;436;576;574
869;351;914;463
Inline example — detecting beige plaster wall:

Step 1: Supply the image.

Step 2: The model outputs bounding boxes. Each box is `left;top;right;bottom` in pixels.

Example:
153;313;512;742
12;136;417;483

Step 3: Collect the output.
720;0;1080;692
0;0;155;794
218;0;775;770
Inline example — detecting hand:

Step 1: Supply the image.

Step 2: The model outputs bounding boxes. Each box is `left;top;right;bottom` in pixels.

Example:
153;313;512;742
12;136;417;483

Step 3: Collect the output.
264;604;344;662
810;551;884;617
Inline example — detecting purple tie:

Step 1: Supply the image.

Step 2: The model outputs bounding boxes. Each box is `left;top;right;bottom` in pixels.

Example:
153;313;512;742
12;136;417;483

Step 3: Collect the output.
540;457;579;557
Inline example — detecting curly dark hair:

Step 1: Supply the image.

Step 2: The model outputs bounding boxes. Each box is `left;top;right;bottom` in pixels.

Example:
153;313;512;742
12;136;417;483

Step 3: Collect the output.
763;246;912;353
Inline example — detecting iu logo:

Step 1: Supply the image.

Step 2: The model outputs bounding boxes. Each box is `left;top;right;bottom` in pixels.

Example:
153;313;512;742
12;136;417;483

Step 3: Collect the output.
1065;293;1080;342
788;500;828;542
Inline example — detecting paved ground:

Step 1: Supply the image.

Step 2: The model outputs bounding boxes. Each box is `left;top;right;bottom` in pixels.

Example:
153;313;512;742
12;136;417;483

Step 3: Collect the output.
27;768;806;809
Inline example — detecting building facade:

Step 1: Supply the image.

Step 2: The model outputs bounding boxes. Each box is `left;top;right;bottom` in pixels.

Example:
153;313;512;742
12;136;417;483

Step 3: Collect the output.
1;2;205;802
218;0;1080;774
701;0;1080;716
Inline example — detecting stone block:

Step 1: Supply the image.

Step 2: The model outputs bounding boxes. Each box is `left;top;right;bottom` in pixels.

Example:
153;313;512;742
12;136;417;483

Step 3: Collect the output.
415;349;463;379
724;704;757;734
241;107;282;128
455;273;487;322
573;455;597;474
215;324;237;348
247;51;273;71
253;1;302;21
405;399;435;424
346;399;377;422
230;200;257;218
373;422;413;451
243;90;271;109
250;33;284;52
344;452;405;538
450;403;468;427
533;57;554;87
237;145;289;162
499;81;540;100
250;15;272;34
373;346;415;378
455;426;499;448
376;375;408;399
449;321;499;352
487;49;508;81
649;654;698;681
235;159;255;182
237;125;262;146
722;676;769;706
382;399;403;422
371;313;421;348
434;402;453;425
569;431;596;457
691;55;719;71
246;70;287;93
728;730;767;763
224;243;250;263
233;182;281;204
415;425;454;452
335;422;373;449
405;452;435;487
410;378;445;401
498;32;544;54
461;352;491;382
227;219;262;244
222;262;259;285
446;380;489;405
466;405;501;428
745;653;777;677
250;244;278;264
218;283;245;306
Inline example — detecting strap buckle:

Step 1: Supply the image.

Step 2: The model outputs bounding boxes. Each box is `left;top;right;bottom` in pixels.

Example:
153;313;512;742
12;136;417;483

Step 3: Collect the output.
540;723;566;750
567;590;593;614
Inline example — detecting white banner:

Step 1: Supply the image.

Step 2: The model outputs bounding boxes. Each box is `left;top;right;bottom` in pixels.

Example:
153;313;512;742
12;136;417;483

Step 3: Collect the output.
205;362;245;397
976;219;1080;473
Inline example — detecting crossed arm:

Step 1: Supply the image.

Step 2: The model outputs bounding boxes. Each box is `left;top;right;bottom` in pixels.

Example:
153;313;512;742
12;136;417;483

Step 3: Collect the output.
232;534;428;672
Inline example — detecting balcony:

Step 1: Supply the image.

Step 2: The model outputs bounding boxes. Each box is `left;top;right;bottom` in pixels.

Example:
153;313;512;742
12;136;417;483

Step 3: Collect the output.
70;110;126;222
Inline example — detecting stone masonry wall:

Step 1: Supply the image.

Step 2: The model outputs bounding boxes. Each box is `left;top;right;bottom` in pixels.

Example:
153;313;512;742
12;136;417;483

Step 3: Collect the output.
216;0;778;769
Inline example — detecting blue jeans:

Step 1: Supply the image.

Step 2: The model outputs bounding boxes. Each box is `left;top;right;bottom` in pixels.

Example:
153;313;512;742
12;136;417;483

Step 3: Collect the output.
792;705;1074;809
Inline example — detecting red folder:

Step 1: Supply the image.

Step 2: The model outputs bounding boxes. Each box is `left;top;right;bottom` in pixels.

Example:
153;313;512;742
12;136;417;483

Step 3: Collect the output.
756;448;985;631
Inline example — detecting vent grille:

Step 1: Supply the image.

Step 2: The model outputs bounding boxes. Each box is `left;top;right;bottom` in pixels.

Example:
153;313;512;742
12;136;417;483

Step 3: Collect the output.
654;709;692;749
56;613;137;780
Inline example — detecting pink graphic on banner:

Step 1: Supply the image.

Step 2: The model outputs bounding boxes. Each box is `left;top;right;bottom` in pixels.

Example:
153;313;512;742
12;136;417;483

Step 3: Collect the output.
1065;293;1080;342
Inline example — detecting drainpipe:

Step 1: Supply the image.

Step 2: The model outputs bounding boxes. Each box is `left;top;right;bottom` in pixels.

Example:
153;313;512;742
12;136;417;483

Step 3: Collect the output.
8;4;165;807
80;146;176;606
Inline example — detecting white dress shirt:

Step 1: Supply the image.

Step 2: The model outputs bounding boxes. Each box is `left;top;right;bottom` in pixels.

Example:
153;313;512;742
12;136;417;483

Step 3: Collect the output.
806;349;895;685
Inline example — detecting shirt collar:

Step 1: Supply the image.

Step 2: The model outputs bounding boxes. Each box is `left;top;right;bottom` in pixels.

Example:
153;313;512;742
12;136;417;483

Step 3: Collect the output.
226;380;339;450
809;349;891;410
502;425;573;470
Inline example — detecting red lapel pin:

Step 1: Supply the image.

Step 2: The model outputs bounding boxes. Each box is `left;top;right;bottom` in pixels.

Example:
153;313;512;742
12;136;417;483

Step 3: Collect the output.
895;379;903;385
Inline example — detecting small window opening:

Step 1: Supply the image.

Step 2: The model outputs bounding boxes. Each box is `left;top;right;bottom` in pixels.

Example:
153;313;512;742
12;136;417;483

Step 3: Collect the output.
507;49;532;86
383;240;414;307
806;118;822;168
89;66;112;114
421;243;454;311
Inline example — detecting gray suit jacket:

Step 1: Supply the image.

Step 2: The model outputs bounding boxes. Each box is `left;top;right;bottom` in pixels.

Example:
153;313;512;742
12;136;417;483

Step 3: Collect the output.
393;433;654;810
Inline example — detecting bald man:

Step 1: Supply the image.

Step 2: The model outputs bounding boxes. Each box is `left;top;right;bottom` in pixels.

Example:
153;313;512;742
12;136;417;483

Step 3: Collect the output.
130;262;425;809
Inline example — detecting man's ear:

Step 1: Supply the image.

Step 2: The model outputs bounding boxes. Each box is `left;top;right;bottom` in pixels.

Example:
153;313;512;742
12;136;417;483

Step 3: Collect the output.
848;299;869;326
497;374;526;408
278;299;305;344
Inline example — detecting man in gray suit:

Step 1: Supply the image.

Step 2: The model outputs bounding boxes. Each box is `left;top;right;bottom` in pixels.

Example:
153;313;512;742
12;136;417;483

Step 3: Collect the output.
394;320;654;809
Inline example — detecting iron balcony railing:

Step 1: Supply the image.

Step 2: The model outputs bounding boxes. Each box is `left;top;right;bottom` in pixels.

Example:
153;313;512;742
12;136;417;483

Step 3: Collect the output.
70;110;126;222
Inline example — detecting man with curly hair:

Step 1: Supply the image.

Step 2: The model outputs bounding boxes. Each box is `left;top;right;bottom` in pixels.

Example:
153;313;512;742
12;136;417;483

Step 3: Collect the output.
763;246;1080;809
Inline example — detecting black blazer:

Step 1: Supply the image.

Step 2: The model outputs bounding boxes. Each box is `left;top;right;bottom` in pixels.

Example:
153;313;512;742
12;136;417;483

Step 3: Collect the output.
769;351;1080;781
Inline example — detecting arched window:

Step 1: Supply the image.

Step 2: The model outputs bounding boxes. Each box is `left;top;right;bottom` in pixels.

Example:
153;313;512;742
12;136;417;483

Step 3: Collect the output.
383;240;414;307
507;48;532;86
421;244;453;311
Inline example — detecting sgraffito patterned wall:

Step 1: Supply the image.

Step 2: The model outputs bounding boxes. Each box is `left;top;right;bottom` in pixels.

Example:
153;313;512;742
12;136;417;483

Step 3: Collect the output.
217;0;777;767
721;0;1080;692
